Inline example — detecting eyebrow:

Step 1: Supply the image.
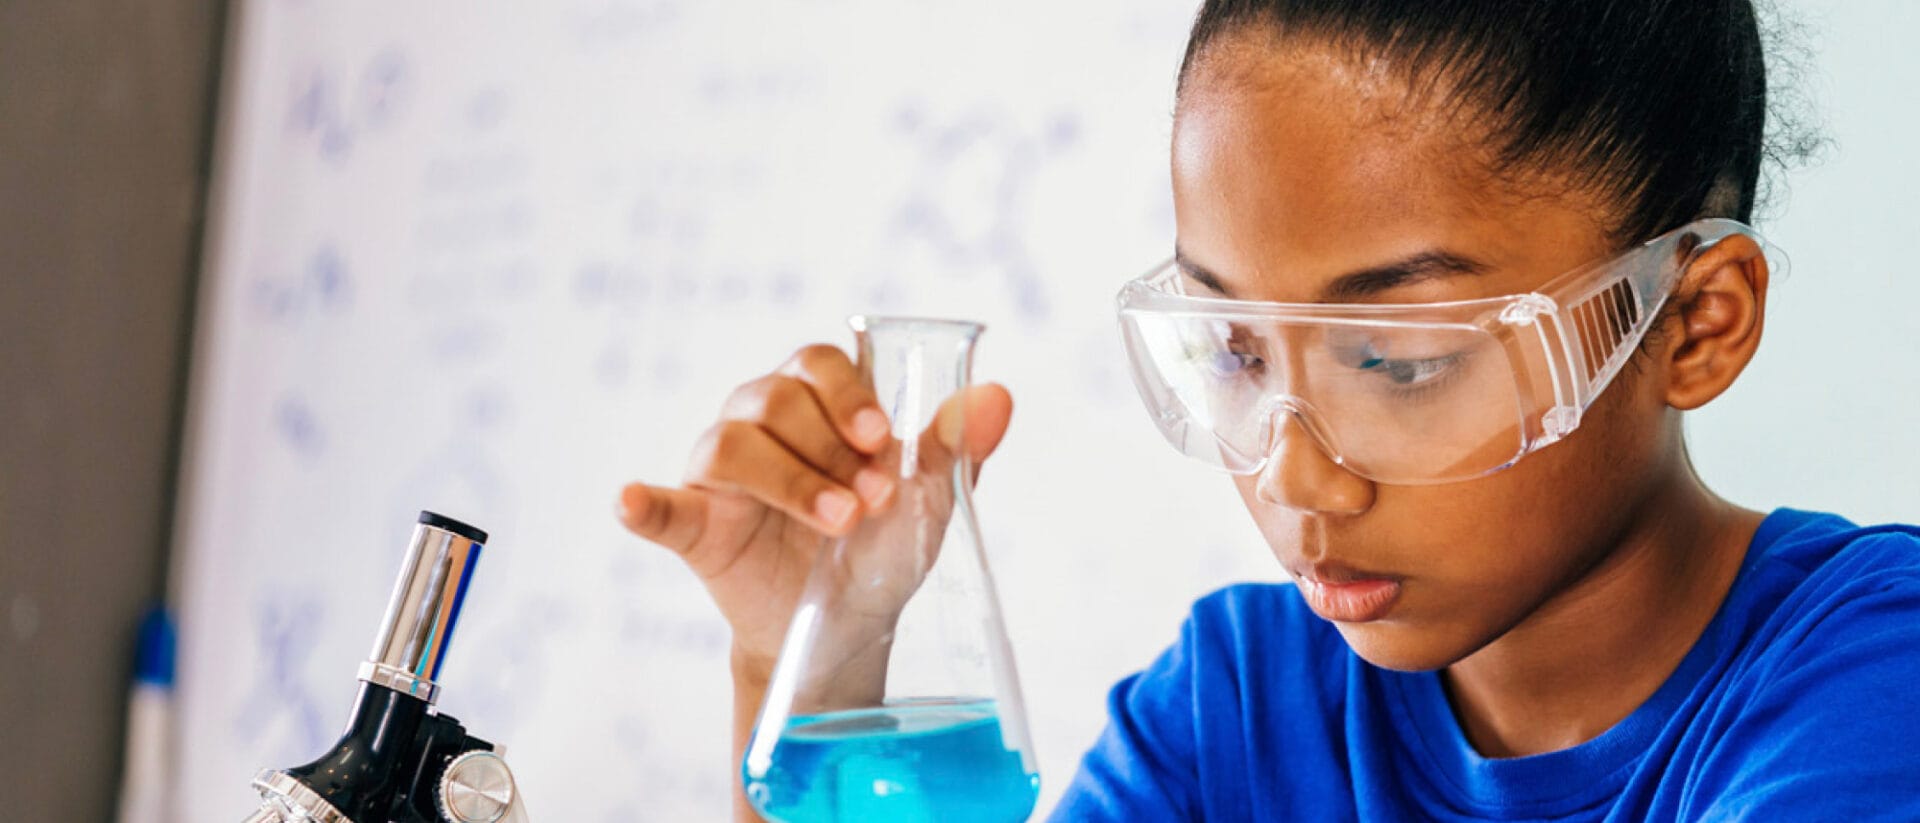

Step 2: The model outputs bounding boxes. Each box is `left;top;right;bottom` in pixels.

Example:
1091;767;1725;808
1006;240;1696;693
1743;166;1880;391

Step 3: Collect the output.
1173;249;1238;298
1173;247;1492;302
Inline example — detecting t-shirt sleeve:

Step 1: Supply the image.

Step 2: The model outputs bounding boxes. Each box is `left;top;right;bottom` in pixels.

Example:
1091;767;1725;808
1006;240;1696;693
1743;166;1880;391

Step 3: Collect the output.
1047;616;1205;822
1692;555;1920;820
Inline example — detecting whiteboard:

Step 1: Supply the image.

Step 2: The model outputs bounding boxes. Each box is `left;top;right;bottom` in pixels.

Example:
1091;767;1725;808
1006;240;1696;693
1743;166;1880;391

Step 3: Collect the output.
170;1;1918;819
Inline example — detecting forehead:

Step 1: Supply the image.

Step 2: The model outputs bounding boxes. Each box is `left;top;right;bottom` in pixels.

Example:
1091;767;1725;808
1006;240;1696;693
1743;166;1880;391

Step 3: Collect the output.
1172;38;1611;302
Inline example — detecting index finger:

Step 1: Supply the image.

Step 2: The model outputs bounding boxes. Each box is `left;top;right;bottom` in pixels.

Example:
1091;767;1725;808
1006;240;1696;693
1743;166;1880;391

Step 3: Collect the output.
779;344;890;454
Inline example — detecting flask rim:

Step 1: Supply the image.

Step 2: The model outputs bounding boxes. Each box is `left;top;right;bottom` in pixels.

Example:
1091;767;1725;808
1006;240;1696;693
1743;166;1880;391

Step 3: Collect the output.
848;314;985;339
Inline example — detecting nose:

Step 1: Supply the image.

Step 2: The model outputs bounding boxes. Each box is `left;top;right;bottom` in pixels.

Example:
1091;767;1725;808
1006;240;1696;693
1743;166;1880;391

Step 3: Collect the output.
1254;412;1375;515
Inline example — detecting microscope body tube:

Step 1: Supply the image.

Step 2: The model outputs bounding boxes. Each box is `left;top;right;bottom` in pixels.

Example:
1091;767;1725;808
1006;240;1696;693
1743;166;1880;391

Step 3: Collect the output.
359;512;487;703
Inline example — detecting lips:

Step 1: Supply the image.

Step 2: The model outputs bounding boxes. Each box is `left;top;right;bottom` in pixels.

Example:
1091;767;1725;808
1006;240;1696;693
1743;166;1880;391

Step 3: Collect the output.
1293;563;1402;623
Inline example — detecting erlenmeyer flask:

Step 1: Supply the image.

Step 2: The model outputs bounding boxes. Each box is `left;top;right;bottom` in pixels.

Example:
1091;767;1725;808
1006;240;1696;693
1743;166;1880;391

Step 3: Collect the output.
742;316;1038;823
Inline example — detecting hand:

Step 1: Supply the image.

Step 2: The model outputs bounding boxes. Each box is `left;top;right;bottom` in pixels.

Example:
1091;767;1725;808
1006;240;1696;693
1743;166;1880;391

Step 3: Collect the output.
617;344;1013;683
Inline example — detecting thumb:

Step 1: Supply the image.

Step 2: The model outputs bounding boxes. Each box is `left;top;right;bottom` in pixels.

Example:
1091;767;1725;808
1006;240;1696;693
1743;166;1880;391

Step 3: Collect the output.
934;383;1014;467
617;482;713;555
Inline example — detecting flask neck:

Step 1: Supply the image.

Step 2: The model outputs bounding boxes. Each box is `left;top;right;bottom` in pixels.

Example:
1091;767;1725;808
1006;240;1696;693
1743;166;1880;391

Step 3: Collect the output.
851;316;982;477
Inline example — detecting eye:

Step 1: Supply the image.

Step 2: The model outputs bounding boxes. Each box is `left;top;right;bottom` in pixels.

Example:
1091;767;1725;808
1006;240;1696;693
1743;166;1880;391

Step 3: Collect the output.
1371;354;1462;387
1330;334;1461;387
1197;349;1263;379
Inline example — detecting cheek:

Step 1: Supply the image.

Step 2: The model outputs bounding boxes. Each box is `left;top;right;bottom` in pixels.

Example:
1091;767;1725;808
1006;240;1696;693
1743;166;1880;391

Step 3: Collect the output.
1321;466;1603;669
1385;375;1677;624
1416;359;1678;576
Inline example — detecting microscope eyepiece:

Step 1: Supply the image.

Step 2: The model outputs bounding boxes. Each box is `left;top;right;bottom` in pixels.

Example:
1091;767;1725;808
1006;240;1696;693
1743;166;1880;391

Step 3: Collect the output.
359;511;487;703
417;510;487;544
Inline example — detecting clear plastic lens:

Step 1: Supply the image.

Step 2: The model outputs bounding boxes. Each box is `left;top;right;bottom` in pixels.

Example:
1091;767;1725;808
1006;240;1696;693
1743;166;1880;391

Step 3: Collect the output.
1120;309;1528;483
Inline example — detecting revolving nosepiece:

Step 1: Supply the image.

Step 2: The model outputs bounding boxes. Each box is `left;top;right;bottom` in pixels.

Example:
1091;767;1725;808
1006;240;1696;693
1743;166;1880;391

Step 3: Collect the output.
357;511;487;704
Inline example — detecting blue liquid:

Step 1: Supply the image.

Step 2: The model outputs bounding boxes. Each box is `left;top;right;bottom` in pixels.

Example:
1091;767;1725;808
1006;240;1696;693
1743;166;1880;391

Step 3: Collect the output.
745;699;1039;823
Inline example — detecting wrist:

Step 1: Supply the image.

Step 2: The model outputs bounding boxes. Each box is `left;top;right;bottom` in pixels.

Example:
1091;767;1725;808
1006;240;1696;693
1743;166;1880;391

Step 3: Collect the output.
730;641;777;689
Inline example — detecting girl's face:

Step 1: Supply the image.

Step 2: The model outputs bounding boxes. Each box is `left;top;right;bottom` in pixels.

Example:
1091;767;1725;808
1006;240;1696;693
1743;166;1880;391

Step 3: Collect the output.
1173;38;1685;671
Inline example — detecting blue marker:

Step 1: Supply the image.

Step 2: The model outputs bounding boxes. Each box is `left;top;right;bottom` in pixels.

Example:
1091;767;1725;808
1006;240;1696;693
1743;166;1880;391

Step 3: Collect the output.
116;605;174;823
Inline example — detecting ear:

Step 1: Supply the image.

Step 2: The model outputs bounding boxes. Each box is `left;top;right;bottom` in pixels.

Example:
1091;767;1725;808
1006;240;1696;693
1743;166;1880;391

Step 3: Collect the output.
1662;235;1772;411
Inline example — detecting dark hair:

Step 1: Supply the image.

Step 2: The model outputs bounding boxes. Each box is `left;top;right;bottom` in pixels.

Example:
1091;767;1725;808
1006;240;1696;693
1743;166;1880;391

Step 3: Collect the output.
1178;0;1784;243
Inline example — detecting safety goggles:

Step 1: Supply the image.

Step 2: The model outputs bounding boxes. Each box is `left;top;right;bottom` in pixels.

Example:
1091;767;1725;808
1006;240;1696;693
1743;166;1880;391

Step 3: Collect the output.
1116;219;1780;485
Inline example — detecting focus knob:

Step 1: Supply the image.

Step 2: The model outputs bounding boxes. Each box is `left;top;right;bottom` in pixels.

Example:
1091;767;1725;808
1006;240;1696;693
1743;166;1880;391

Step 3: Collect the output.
436;750;516;823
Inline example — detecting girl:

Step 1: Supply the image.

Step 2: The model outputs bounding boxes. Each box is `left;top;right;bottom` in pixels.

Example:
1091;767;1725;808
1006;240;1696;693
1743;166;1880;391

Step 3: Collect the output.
620;1;1920;819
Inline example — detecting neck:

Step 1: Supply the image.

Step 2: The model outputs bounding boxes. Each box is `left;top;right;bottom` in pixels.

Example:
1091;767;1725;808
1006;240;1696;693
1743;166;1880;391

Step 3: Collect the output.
1440;460;1764;758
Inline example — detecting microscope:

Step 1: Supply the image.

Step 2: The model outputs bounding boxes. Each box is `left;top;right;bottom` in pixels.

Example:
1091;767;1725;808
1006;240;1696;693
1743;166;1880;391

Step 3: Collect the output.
244;512;531;823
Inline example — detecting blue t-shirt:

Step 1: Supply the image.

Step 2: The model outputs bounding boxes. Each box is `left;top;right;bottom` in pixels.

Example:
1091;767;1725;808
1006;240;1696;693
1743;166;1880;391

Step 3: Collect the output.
1053;509;1920;821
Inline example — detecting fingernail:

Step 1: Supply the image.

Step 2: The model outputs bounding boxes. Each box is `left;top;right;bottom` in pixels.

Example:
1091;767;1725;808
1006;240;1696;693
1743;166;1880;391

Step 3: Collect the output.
616;484;645;523
937;405;965;452
853;468;895;507
814;489;859;529
853;408;890;446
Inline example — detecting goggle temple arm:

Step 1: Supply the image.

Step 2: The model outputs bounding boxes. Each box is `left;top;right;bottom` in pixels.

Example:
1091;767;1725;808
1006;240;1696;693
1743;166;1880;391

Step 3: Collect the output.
1498;219;1778;456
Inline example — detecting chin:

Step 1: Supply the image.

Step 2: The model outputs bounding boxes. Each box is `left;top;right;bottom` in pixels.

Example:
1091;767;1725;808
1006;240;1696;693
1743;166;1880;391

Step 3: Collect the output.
1331;620;1478;672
